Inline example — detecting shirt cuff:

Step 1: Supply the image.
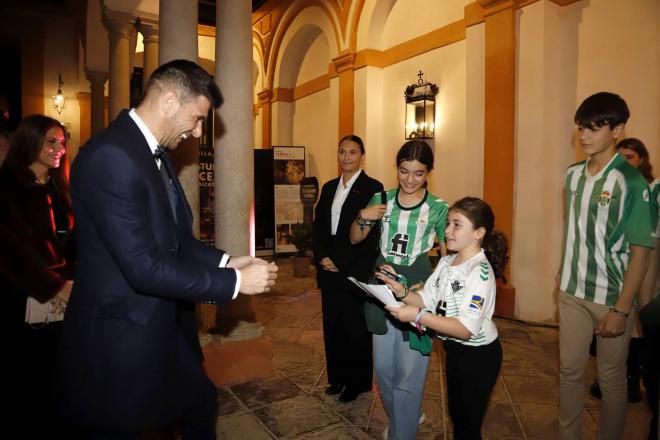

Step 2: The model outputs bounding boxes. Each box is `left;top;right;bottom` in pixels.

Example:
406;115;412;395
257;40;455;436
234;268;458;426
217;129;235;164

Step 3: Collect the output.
232;269;241;300
217;255;240;300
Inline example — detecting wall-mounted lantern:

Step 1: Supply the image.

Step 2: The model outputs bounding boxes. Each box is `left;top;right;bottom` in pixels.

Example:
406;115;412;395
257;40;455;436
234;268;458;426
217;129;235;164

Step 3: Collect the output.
404;70;438;139
51;74;65;115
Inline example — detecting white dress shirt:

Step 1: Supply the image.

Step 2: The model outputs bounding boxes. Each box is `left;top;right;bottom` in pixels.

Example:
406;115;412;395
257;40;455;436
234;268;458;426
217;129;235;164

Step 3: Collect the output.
331;169;362;235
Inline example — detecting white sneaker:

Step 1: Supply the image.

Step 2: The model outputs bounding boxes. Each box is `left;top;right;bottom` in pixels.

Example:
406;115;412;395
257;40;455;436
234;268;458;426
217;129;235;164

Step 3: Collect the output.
382;413;425;440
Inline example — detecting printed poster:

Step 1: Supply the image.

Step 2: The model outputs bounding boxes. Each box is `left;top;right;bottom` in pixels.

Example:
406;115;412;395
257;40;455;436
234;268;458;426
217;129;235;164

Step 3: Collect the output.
273;146;305;253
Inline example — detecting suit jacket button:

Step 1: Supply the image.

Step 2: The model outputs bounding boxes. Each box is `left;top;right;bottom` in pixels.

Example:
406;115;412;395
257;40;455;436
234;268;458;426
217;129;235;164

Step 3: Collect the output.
170;248;175;253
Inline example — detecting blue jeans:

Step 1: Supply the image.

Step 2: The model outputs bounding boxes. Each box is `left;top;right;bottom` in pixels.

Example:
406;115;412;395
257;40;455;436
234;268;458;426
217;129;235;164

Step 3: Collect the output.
374;318;430;440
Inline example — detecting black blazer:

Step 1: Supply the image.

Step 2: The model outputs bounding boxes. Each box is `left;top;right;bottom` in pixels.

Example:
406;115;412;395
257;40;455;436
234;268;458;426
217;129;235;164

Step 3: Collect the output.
313;171;383;283
59;110;237;432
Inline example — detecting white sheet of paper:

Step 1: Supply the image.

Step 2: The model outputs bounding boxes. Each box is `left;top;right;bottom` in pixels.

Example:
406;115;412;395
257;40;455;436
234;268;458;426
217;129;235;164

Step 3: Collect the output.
347;277;401;308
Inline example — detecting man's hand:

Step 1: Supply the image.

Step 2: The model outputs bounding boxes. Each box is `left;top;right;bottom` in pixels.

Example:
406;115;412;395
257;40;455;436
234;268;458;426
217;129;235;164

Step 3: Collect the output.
320;257;339;272
228;256;267;270
595;312;627;338
239;262;278;294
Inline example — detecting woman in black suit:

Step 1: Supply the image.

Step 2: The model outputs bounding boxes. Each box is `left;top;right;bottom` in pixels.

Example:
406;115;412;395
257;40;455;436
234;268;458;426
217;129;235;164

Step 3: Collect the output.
313;134;384;402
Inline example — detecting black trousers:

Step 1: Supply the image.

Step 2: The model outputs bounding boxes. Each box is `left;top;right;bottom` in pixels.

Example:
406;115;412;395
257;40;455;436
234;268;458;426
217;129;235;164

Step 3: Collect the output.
444;338;502;440
640;297;660;440
87;369;217;440
319;271;373;392
7;322;88;439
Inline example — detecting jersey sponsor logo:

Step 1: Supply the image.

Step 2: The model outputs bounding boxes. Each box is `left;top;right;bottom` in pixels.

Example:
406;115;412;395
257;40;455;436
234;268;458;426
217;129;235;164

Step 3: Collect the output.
436;300;447;317
597;190;614;207
468;295;484;314
391;232;409;254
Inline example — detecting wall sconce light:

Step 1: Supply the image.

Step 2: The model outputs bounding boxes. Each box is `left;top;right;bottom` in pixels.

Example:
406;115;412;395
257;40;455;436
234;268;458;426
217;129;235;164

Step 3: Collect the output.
404;70;438;139
51;74;65;115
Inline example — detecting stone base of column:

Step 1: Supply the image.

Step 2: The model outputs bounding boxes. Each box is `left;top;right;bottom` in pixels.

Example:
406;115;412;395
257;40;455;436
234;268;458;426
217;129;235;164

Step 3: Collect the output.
495;284;516;317
202;335;274;386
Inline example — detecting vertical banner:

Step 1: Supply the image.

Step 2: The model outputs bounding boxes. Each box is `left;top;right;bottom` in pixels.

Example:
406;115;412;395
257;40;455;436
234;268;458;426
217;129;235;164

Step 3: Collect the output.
273;146;305;254
199;113;215;246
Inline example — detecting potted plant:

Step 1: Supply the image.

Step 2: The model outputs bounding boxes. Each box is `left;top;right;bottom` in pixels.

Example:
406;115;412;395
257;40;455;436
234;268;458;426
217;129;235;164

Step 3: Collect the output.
288;223;314;277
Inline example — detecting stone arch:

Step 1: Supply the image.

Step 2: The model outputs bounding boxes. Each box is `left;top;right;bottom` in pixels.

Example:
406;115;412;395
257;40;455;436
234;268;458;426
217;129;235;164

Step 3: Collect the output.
354;0;397;51
268;1;340;90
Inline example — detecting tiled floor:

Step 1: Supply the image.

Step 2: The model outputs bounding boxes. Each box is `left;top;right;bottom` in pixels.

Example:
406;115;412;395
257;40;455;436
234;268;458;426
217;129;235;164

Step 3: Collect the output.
214;258;653;439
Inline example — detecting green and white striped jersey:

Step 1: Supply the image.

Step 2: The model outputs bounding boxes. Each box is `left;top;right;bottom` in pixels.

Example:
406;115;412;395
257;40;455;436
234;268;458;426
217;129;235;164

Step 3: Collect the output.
559;153;654;306
367;188;448;266
651;178;660;239
419;250;498;346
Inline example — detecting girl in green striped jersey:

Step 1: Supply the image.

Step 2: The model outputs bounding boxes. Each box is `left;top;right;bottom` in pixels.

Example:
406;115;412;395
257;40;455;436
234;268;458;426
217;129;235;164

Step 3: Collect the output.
350;140;448;440
378;197;508;440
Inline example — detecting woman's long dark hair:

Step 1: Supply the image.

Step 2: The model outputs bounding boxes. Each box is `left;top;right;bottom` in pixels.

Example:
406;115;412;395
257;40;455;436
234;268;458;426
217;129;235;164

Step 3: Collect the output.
450;197;509;281
616;138;654;183
5;114;70;202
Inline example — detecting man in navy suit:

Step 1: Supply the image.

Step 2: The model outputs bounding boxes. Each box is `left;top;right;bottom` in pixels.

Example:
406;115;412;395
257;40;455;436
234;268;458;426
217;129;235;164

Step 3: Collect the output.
59;59;277;439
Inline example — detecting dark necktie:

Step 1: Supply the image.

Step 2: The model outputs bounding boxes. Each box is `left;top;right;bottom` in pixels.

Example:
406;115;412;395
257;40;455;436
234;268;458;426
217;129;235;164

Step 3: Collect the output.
154;145;178;223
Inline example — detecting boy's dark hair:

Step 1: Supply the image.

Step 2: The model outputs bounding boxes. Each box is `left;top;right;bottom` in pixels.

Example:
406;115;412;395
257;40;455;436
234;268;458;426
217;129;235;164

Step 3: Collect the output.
339;134;365;154
574;92;629;129
145;59;224;109
616;137;654;183
396;140;434;171
450;197;509;280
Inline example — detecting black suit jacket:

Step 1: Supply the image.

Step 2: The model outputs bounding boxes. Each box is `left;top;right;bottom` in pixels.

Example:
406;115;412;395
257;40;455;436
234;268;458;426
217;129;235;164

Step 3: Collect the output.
59;110;237;432
313;171;383;284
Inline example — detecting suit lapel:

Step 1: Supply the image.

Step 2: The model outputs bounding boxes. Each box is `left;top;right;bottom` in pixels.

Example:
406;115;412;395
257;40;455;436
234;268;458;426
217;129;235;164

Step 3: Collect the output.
337;172;366;232
161;155;193;227
120;112;184;233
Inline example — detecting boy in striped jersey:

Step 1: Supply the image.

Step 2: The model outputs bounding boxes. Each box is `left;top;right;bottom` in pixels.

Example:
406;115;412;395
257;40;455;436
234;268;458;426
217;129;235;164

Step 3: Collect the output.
557;92;654;439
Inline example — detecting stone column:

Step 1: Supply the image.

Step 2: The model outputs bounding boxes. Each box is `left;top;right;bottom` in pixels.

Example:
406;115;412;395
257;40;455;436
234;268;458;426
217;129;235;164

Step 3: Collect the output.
102;10;134;120
139;19;159;90
158;0;201;236
158;0;197;65
204;0;273;386
332;50;356;141
85;69;107;135
257;89;272;149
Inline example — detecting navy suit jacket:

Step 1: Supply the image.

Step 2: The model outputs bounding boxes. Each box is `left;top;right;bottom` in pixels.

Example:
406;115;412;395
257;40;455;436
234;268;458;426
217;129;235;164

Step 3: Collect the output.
59;110;236;432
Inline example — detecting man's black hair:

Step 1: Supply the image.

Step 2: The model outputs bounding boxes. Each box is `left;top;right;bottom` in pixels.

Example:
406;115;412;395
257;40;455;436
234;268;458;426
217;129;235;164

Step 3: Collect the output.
146;59;224;108
574;92;629;129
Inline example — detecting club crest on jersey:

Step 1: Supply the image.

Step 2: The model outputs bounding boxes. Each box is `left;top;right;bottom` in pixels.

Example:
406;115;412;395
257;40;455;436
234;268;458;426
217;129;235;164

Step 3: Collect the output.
643;188;649;202
569;190;578;198
468;295;484;314
383;214;390;223
597;190;613;207
451;279;462;293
